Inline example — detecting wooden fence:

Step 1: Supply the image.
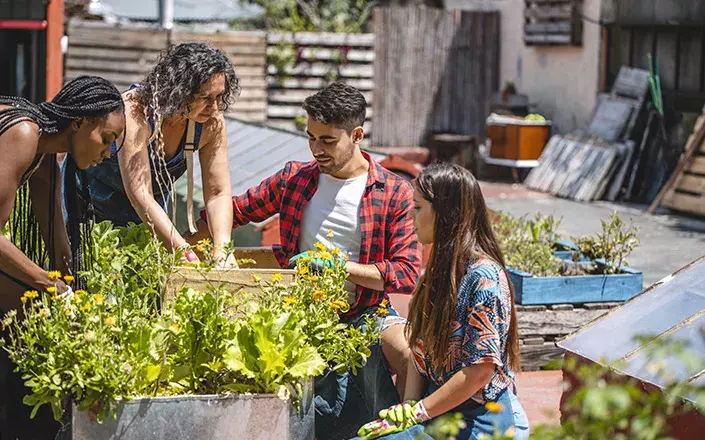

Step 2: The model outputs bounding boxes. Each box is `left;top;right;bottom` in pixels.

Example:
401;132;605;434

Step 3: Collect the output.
372;7;500;147
266;32;375;137
65;21;268;122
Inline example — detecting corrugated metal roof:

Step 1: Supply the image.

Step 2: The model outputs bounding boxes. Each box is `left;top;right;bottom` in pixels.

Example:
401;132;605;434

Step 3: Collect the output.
174;116;386;218
98;0;263;22
558;256;705;399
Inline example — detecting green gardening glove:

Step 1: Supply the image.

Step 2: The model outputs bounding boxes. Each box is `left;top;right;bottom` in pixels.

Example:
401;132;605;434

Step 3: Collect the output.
356;417;405;440
287;251;338;273
379;400;430;426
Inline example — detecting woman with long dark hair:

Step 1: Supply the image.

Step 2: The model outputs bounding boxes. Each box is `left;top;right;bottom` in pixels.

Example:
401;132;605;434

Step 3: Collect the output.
82;42;240;266
0;75;125;439
356;163;529;439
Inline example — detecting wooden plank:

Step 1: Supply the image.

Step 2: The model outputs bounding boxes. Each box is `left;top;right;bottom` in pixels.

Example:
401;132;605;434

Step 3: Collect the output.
268;32;375;47
662;192;705;216
518;308;612;337
676;174;705;194
267;63;373;79
525;4;573;20
266;47;374;63
65;58;154;74
67;46;161;62
268;77;374;90
524;34;573;45
520;342;564;372
688;155;705;173
68;35;168;50
268;105;373;119
648;106;705;213
269;89;372;104
524;22;573;35
173;31;266;45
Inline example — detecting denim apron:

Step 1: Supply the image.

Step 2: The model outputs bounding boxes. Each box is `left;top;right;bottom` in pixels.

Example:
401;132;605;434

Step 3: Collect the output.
81;86;203;226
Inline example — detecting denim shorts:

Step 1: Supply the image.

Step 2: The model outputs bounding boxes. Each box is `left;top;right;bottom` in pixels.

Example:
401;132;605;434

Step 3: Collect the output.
348;301;407;335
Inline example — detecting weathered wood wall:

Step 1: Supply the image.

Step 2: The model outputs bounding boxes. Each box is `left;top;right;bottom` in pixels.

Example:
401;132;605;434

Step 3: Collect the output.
266;32;375;137
372;7;500;147
65;21;268;122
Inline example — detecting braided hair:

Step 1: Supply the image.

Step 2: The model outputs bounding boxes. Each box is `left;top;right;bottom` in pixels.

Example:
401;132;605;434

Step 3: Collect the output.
0;75;124;287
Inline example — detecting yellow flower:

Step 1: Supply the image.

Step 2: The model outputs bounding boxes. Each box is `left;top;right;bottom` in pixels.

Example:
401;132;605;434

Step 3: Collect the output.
105;316;117;327
63;275;75;283
308;275;319;282
46;287;56;294
102;249;110;256
64;308;72;316
93;294;104;305
313;290;325;301
75;290;86;296
332;247;341;256
326;229;334;239
319;251;332;260
314;242;327;252
283;296;297;307
377;306;389;316
20;296;27;303
297;265;309;276
170;322;182;334
485;402;504;414
331;299;347;311
381;298;389;307
238;288;248;296
24;290;39;299
80;304;91;312
252;274;262;283
48;271;61;280
271;273;283;283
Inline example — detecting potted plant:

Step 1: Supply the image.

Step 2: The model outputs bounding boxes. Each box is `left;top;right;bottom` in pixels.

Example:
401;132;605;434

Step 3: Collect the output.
0;222;379;440
492;212;643;305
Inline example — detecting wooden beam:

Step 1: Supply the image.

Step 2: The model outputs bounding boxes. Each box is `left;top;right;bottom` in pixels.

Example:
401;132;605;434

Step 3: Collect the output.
45;0;64;100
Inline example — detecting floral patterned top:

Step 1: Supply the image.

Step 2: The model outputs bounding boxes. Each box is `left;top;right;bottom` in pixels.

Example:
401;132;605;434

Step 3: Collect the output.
411;258;516;403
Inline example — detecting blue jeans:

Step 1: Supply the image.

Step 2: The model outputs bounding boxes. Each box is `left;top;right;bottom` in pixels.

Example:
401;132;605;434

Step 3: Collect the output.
315;303;404;440
351;387;530;440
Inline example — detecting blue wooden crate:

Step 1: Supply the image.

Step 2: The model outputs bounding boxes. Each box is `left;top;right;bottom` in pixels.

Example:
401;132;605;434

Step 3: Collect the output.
508;264;643;305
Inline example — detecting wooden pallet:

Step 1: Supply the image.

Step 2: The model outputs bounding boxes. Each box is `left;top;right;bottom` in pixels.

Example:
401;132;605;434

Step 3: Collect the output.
524;0;582;46
649;105;705;215
524;134;621;202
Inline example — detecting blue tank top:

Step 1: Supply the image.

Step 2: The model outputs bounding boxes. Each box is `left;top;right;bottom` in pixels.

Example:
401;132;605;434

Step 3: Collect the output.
82;85;203;226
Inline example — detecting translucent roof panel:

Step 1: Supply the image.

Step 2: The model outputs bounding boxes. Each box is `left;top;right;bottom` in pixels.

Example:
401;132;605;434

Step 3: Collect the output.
559;256;705;391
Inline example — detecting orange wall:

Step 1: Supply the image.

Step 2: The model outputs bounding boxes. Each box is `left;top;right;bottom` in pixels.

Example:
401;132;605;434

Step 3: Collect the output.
45;0;64;100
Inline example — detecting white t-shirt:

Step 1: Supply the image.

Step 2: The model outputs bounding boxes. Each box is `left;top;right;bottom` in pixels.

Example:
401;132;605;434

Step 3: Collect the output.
299;172;368;299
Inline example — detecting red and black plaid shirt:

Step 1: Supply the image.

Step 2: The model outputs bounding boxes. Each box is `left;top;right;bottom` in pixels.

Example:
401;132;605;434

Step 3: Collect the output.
203;152;420;320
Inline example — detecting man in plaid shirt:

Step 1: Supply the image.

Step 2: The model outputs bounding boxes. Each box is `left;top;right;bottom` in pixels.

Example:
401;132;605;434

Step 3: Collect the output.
189;83;420;429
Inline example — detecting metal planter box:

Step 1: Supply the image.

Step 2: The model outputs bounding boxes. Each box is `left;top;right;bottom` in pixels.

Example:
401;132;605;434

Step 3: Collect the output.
508;265;643;305
70;379;314;440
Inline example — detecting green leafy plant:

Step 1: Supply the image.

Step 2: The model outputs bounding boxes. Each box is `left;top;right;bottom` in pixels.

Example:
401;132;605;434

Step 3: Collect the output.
573;211;640;274
492;211;640;277
1;223;380;423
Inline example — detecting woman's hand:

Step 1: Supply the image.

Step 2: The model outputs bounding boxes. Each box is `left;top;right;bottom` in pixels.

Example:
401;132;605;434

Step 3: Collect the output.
214;248;239;269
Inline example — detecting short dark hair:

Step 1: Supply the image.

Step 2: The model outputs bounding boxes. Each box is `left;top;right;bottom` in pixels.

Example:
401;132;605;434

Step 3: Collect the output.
302;82;366;132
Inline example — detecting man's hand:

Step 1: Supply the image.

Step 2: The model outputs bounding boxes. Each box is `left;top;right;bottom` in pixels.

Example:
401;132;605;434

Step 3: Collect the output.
287;252;338;273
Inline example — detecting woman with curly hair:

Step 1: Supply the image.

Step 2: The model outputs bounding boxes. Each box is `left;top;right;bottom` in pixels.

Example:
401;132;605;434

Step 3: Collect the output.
82;42;240;265
356;163;529;440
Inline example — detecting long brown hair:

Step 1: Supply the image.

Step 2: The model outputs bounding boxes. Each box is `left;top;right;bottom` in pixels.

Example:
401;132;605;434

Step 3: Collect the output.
406;163;520;372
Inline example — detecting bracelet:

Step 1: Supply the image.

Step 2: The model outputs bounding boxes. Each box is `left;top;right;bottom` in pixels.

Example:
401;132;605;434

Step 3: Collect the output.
183;249;199;263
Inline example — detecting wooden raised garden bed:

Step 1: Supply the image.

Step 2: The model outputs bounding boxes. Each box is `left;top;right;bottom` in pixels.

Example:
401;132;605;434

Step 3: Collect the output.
165;247;295;302
509;263;643;305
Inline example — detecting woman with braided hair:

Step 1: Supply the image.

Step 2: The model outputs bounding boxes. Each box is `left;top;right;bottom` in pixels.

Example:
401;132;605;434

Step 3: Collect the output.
0;75;125;439
82;42;240;266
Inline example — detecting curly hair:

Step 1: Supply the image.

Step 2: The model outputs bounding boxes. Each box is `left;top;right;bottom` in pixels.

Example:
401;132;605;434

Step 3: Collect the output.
302;82;366;132
135;42;240;119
